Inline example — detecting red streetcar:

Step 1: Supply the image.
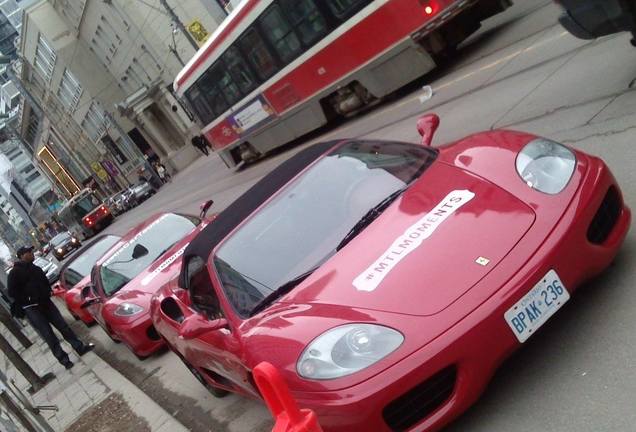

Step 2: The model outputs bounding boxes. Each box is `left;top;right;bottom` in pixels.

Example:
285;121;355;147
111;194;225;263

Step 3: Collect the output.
57;188;114;238
81;206;215;359
150;115;630;432
174;0;512;167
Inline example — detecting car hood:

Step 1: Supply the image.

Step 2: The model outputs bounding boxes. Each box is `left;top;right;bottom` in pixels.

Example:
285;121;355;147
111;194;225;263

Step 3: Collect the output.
285;162;535;317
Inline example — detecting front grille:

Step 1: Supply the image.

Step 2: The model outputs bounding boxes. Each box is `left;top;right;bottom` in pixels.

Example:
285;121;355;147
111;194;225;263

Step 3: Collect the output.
146;325;161;341
383;366;456;432
588;186;621;244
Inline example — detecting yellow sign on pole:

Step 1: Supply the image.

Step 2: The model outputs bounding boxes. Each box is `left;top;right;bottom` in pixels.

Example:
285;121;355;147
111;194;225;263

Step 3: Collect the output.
188;20;210;46
91;162;109;182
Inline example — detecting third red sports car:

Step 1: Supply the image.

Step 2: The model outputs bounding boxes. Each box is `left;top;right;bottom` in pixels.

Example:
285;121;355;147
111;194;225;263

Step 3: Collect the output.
150;115;630;431
55;234;121;324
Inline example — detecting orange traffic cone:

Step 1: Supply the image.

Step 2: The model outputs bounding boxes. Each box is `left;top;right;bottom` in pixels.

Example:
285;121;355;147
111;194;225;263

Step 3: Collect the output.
253;362;323;432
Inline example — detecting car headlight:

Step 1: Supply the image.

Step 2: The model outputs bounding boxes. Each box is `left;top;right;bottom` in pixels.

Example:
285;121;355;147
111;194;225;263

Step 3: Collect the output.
297;324;404;380
114;303;144;316
57;248;63;254
516;138;576;194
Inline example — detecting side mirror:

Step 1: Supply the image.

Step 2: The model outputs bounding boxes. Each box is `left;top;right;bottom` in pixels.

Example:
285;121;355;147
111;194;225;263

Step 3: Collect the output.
80;297;101;309
132;244;149;260
178;314;228;340
416;113;440;146
199;200;214;219
80;284;96;299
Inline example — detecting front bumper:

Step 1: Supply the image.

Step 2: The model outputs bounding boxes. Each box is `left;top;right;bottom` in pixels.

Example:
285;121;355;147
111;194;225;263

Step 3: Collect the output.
292;159;630;432
85;214;114;233
110;312;164;357
54;243;80;258
64;289;94;324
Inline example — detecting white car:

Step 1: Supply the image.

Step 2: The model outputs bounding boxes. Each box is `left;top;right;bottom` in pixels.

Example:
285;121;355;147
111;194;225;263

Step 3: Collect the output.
34;256;60;284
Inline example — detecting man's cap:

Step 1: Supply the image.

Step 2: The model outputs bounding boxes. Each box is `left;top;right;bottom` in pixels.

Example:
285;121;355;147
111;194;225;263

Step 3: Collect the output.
16;246;34;258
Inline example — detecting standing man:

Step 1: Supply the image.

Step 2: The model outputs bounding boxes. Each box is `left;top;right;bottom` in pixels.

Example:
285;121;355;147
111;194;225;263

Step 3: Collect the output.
8;246;94;369
191;135;210;156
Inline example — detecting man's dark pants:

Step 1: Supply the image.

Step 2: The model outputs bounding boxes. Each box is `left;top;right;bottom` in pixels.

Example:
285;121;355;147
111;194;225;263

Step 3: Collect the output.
24;300;83;365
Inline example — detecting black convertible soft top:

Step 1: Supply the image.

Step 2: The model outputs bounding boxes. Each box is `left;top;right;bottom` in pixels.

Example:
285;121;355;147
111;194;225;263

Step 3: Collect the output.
181;140;343;277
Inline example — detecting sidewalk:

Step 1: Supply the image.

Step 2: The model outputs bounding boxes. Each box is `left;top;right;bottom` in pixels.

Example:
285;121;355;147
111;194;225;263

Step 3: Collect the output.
0;312;188;432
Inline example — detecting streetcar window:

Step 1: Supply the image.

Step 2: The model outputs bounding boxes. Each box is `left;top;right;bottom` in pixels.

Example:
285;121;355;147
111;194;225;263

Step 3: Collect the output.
198;69;229;117
238;28;280;81
280;0;328;46
259;4;302;64
223;46;258;95
186;84;215;124
211;62;242;108
327;0;371;19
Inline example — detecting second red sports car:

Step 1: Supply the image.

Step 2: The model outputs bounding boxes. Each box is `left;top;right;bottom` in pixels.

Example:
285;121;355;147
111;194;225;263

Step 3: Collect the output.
82;205;214;358
150;115;629;432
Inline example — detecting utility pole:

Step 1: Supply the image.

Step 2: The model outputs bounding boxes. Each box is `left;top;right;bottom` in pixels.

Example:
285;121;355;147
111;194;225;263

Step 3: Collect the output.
0;332;54;394
158;0;199;51
0;306;31;349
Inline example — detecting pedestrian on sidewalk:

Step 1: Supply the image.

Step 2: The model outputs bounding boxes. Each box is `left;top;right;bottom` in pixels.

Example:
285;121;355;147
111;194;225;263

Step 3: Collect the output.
7;246;94;370
191;135;210;156
154;162;171;183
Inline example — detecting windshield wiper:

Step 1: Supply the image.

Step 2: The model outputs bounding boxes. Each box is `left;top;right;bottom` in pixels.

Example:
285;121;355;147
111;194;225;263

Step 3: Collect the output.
336;188;406;251
249;267;318;317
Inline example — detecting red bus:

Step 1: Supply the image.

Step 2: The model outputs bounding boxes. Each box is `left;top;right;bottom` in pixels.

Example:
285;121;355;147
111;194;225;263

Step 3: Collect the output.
175;0;512;167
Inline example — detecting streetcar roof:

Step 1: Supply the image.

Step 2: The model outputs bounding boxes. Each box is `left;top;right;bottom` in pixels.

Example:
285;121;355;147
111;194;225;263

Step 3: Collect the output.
174;0;257;95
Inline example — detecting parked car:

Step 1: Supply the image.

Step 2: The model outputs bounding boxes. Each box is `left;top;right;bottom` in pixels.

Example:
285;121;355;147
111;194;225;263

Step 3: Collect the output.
50;231;82;260
52;234;121;325
129;181;155;205
556;0;636;43
81;205;215;359
150;115;630;432
34;256;59;284
106;192;128;216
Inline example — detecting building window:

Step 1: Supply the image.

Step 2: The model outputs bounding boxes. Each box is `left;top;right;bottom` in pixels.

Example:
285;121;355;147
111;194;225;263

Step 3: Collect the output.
26;171;41;182
82;102;107;142
34;34;56;82
21;164;34;174
58;68;82;112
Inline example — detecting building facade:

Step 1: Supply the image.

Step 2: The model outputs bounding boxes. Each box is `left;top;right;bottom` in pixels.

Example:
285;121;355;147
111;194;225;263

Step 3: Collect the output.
18;0;225;188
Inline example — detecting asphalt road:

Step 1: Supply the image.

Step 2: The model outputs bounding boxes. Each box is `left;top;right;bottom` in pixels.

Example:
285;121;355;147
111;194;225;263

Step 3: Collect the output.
64;1;636;431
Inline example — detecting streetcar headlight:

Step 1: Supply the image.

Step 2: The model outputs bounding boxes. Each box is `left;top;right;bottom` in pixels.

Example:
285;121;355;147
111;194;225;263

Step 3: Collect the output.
297;324;403;380
516;138;576;194
57;248;63;254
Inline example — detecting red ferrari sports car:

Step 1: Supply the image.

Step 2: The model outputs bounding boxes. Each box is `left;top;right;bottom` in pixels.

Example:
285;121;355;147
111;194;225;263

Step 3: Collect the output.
150;115;630;432
52;234;121;324
82;206;214;358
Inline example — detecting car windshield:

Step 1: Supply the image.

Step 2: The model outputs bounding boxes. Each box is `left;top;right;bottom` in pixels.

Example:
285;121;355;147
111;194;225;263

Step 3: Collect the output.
214;140;437;316
51;232;71;246
72;195;98;219
99;214;197;296
67;235;120;279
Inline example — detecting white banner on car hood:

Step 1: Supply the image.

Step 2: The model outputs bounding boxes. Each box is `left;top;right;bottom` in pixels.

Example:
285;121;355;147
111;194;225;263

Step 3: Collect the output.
353;189;475;292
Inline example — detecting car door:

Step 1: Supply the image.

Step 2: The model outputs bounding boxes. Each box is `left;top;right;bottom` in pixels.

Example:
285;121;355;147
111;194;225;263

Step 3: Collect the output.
85;267;111;333
184;256;256;396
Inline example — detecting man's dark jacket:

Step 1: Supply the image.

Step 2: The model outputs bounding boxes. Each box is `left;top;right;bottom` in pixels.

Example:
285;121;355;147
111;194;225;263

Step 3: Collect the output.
7;261;52;308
